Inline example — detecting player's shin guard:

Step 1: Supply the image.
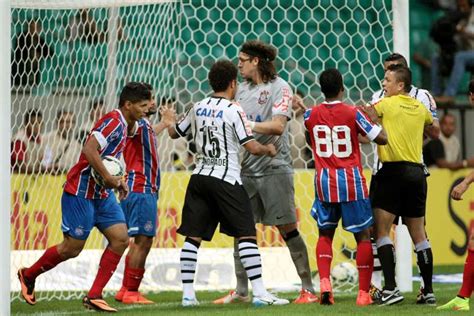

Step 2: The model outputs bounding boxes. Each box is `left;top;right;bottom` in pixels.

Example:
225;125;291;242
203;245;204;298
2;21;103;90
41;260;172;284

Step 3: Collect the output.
233;238;249;296
238;238;266;296
284;229;315;292
121;255;130;290
181;238;200;300
24;245;64;281
371;237;383;289
415;240;433;293
376;237;396;290
356;240;373;292
88;247;122;298
316;236;333;280
126;267;145;292
459;249;474;298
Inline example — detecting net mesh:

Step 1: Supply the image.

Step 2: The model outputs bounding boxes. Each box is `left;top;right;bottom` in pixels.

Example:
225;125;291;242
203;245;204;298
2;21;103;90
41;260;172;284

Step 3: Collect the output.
10;0;393;301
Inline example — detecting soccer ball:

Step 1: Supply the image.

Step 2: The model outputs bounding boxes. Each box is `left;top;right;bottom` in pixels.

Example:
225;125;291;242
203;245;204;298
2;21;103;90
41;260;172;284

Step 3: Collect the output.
331;262;358;285
91;155;125;187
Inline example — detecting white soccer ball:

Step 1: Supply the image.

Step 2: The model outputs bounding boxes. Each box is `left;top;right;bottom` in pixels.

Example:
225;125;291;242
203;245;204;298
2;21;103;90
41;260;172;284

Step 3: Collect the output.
91;155;125;187
331;262;358;285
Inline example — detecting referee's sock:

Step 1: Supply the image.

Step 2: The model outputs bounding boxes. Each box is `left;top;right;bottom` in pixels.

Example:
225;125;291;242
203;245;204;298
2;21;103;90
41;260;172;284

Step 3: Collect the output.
371;237;383;289
377;237;397;290
415;240;433;293
284;229;315;293
238;238;266;297
180;237;200;299
233;239;249;296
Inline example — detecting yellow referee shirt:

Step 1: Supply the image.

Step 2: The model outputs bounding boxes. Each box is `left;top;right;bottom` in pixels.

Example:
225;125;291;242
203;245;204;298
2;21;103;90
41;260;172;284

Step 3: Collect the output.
374;94;433;163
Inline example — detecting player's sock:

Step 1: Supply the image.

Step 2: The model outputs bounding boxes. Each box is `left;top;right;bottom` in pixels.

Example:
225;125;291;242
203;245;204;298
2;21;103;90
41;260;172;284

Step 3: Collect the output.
88;247;122;298
356;240;373;292
316;236;333;280
233;238;249;296
126;267;145;292
284;229;315;292
459;249;474;298
415;240;433;293
181;237;200;299
238;238;266;296
376;237;396;290
121;255;130;289
371;237;383;289
24;245;64;280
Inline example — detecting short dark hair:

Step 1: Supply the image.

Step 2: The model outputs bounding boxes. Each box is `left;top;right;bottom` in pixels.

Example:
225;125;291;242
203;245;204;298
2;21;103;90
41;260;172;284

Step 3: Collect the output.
319;68;343;98
24;108;42;125
386;64;412;93
118;82;152;108
384;53;408;67
208;59;238;93
469;79;474;94
241;40;277;83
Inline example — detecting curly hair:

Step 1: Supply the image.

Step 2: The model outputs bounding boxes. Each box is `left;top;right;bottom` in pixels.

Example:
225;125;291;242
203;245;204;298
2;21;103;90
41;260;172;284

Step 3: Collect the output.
240;40;277;83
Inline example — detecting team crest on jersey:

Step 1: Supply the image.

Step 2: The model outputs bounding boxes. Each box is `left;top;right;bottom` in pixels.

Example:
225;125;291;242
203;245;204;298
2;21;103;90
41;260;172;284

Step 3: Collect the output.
258;90;269;105
109;130;121;142
144;221;153;232
74;226;84;237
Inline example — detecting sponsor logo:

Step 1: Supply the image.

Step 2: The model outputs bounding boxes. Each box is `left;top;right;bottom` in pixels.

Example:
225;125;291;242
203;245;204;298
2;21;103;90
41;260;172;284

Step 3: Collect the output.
258;90;269;105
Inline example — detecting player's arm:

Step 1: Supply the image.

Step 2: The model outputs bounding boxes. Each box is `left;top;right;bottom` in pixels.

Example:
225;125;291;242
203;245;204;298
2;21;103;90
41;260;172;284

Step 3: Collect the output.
250;115;287;135
421;91;440;139
83;135;123;189
168;108;192;139
356;108;387;145
451;171;474;200
243;140;277;157
154;106;176;135
424;119;440;139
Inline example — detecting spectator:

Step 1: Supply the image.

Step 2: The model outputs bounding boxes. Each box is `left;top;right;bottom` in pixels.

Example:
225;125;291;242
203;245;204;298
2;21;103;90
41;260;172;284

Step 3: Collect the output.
68;9;123;45
438;113;462;163
42;110;82;174
12;20;53;87
77;99;106;144
11;109;45;174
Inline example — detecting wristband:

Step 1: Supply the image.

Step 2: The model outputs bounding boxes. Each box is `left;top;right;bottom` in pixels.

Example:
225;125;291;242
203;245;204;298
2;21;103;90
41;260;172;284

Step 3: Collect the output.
248;121;255;130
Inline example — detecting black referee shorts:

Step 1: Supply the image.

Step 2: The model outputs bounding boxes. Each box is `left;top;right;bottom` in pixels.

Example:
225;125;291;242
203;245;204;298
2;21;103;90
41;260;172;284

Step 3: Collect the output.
177;174;257;241
371;162;427;218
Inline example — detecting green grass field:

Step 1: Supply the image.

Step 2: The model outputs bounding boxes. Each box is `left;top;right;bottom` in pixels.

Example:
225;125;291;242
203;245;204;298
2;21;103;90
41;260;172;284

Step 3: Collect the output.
11;266;472;315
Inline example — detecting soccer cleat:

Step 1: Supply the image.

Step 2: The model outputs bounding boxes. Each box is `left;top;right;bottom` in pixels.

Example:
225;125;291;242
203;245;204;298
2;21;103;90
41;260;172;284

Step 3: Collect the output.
356;290;373;306
369;283;382;302
18;268;36;305
252;292;290;306
416;288;436;306
437;296;470;311
82;296;118;312
213;290;251;304
182;297;200;307
293;288;319;304
114;286;127;302
378;288;404;306
320;277;334;305
121;290;154;304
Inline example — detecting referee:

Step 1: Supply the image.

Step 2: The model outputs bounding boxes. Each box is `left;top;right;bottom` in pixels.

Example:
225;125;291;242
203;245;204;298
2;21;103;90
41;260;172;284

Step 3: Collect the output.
363;64;434;306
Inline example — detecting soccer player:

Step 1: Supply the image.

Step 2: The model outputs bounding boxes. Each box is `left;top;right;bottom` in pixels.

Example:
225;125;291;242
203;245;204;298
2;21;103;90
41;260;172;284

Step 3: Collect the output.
214;39;317;305
304;68;387;306
114;84;176;304
17;82;151;312
437;79;474;312
167;59;289;307
368;53;440;304
364;64;434;306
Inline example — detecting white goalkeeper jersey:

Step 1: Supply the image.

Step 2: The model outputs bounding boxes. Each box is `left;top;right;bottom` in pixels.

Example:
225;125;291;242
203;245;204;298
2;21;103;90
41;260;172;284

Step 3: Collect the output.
175;96;254;185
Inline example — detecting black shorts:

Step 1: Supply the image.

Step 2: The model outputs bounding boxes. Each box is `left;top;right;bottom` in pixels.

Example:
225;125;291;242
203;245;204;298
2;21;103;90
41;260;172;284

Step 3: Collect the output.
177;174;257;241
371;162;427;218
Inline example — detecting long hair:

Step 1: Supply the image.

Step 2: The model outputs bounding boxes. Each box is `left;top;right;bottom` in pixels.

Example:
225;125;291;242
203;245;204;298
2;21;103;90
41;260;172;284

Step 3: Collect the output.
240;40;277;83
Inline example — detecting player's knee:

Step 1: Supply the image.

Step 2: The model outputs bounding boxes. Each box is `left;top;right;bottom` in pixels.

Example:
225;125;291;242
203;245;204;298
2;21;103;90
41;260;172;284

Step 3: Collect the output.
277;223;297;236
110;236;129;253
135;236;153;251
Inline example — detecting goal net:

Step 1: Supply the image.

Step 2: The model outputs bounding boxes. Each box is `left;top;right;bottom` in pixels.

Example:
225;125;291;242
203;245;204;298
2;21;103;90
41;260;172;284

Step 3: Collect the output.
10;0;394;301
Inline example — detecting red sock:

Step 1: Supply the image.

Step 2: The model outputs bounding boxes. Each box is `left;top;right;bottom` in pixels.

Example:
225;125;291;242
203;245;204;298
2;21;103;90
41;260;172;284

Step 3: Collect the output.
24;246;64;280
121;255;130;289
356;240;374;292
316;236;333;280
88;248;122;298
459;249;474;298
126;267;145;292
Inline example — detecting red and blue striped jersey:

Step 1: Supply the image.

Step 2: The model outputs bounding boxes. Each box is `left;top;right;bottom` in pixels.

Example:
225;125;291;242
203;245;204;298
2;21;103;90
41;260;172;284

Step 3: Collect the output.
123;118;160;193
304;101;381;202
64;109;129;199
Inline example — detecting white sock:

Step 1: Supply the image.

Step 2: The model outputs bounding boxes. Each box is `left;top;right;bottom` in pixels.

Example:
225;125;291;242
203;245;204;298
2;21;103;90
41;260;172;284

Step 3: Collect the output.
238;239;266;297
180;239;199;299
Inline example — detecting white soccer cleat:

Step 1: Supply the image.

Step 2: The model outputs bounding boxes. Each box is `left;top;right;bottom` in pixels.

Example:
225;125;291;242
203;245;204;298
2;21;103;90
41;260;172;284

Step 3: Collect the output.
252;292;290;306
182;297;200;307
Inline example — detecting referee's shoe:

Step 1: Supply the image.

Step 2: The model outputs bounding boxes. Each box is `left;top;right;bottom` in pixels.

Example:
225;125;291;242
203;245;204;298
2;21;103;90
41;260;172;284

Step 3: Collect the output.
378;288;404;306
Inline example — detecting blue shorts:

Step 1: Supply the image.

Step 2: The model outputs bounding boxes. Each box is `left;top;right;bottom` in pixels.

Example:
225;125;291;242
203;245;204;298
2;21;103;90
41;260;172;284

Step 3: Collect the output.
310;198;374;233
61;191;126;240
120;192;158;237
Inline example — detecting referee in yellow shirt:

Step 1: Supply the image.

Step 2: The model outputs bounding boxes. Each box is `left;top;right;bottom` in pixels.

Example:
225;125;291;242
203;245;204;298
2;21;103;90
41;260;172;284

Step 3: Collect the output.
363;64;434;306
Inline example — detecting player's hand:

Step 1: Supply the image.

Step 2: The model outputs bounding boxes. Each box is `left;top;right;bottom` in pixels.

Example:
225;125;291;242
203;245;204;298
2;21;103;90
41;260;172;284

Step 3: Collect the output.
451;182;468;200
292;94;307;115
159;104;176;127
103;175;124;189
117;179;129;200
266;144;277;157
361;105;379;124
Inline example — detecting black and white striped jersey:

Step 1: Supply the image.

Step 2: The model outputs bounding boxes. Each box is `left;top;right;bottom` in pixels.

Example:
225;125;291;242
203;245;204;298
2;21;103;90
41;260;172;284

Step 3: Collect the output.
175;96;254;184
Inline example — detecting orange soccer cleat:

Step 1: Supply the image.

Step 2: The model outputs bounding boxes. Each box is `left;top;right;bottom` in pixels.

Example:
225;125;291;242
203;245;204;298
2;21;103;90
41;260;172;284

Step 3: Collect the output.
293;288;319;304
213;290;251;304
121;290;154;305
82;296;118;312
356;290;373;306
114;286;127;302
319;278;335;305
18;268;36;305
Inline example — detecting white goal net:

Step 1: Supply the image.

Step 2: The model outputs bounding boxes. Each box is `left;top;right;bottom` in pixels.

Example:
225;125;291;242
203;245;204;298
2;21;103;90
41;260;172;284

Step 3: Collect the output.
10;0;394;301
